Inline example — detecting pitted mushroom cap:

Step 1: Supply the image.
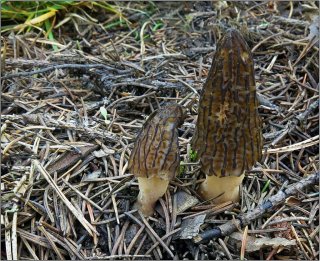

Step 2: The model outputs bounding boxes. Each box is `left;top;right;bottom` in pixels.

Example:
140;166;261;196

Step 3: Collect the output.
128;103;186;180
192;29;263;177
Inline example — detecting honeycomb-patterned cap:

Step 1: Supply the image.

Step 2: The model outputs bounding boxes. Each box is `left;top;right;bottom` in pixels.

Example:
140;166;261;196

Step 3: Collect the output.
192;29;263;177
128;103;186;180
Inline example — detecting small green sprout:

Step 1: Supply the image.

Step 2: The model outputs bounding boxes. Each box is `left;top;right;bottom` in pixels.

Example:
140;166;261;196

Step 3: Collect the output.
152;21;163;32
104;19;127;30
189;148;198;162
100;106;110;126
261;179;271;193
44;19;58;51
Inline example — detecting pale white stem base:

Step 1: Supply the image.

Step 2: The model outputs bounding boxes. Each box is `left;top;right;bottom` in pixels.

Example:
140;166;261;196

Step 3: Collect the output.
197;174;245;204
135;176;169;216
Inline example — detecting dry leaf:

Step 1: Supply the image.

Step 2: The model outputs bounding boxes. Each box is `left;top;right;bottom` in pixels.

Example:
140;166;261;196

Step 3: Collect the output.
285;196;301;206
93;148;115;158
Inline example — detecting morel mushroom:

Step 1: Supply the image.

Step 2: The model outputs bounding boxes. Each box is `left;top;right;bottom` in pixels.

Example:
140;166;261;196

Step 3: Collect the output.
128;103;186;216
192;29;263;203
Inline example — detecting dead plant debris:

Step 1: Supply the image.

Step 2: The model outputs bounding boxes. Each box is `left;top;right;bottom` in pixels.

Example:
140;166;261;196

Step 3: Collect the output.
1;1;319;260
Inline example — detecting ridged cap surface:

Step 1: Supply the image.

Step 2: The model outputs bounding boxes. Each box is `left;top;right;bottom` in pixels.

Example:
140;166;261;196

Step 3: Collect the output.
192;29;263;177
129;103;186;180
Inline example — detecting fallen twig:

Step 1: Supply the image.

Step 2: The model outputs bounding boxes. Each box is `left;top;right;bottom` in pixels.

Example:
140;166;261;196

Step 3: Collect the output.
263;99;319;144
193;172;319;243
2;63;131;79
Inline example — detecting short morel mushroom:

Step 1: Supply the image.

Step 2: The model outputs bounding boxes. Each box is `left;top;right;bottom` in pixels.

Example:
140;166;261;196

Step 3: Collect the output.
192;29;263;203
128;103;186;216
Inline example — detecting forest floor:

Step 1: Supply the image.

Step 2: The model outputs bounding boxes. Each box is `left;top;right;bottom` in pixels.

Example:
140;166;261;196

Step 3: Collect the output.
1;1;319;260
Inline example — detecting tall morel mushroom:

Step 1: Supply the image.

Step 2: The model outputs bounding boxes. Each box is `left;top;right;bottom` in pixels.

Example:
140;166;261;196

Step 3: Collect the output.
128;103;186;216
192;29;263;203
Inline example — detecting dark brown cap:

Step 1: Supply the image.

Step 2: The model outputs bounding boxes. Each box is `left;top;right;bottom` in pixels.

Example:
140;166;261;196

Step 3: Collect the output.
192;29;263;177
128;103;186;180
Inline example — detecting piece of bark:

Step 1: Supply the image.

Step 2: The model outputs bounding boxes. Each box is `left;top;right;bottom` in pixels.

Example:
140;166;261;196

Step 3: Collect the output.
47;145;99;174
176;191;199;214
180;214;206;239
228;232;296;252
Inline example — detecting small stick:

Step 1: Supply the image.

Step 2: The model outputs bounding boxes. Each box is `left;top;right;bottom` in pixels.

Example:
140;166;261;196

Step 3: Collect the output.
193;172;319;243
2;63;130;79
218;238;233;260
62;179;103;212
145;228;181;255
139;212;175;258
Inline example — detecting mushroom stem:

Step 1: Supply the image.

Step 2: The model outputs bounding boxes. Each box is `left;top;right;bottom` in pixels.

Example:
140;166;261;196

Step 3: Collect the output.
197;174;245;204
136;176;169;216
